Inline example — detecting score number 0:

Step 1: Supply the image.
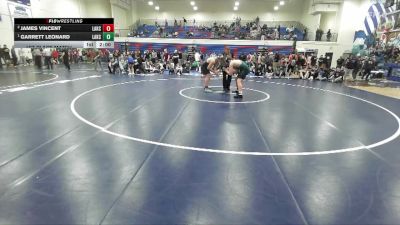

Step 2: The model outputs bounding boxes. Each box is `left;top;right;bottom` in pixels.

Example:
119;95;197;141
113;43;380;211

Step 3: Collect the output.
102;24;114;32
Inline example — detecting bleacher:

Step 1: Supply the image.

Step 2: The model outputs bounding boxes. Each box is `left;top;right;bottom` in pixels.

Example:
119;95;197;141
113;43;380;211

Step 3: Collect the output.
135;24;305;41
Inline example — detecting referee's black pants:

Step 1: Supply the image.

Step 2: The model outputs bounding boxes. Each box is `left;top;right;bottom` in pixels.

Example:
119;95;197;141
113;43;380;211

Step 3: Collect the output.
222;69;232;91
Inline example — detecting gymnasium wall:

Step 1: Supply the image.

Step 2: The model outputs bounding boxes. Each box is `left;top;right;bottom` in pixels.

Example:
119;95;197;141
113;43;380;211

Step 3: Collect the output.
112;4;129;30
0;0;15;47
84;0;112;18
134;0;305;23
333;0;374;64
320;12;338;33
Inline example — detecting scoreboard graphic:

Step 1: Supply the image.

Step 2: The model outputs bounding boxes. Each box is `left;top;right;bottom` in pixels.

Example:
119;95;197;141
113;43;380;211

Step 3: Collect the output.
14;18;114;48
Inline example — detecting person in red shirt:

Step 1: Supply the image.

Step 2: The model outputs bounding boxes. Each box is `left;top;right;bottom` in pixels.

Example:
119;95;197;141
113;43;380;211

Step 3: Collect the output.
163;49;170;70
52;49;59;64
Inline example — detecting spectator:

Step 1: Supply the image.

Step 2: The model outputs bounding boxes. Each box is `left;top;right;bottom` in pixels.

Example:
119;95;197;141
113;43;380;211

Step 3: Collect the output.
2;44;11;66
94;51;103;72
352;57;361;80
318;55;326;69
52;49;60;64
344;56;356;80
277;25;281;39
62;50;70;71
18;48;27;66
327;29;332;42
183;17;187;28
33;48;42;69
0;45;4;68
361;59;374;81
172;50;179;70
316;29;323;41
11;46;18;67
303;28;308;41
43;48;53;70
24;48;32;65
336;56;344;68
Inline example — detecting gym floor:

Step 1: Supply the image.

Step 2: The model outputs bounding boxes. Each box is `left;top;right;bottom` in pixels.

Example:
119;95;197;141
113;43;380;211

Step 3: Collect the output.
0;64;399;225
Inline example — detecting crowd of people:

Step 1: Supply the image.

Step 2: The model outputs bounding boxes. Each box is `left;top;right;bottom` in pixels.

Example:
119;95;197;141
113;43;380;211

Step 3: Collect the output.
338;54;380;81
1;43;380;83
133;17;306;41
0;47;101;71
101;47;354;83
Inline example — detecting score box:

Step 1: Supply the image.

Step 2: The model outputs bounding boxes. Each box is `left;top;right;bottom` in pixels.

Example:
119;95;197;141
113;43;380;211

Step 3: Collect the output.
102;24;114;32
102;32;114;41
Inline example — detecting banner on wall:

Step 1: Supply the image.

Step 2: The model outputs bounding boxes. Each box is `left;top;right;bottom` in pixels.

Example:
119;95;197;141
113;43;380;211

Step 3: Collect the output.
7;1;32;27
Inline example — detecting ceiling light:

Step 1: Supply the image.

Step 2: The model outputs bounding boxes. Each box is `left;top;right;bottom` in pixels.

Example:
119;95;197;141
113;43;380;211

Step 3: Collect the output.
193;6;198;10
190;1;195;6
155;5;159;10
274;6;279;10
235;1;239;6
280;1;285;6
234;6;238;10
148;1;153;6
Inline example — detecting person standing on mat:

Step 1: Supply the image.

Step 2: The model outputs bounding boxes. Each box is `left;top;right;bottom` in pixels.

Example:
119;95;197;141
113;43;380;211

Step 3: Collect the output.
225;59;250;99
222;48;233;93
201;56;219;92
62;49;70;71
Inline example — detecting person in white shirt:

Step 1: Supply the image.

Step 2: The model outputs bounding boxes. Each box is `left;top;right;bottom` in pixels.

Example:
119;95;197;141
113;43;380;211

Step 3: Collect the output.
43;48;53;70
18;48;26;66
194;51;201;71
194;51;201;62
24;48;32;65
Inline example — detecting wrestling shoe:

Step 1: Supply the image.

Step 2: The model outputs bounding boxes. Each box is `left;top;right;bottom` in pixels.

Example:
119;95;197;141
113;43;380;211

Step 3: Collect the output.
204;87;213;93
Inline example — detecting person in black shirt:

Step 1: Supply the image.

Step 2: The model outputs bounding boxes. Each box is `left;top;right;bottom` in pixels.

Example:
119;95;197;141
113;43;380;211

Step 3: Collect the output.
183;17;187;28
136;55;144;74
336;56;344;68
361;59;374;81
327;29;332;41
62;50;70;71
157;50;162;61
3;45;10;61
310;54;317;67
277;25;281;39
0;46;4;68
352;57;360;80
318;55;325;69
11;46;18;67
178;51;183;65
303;28;308;41
222;48;233;92
2;45;10;66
